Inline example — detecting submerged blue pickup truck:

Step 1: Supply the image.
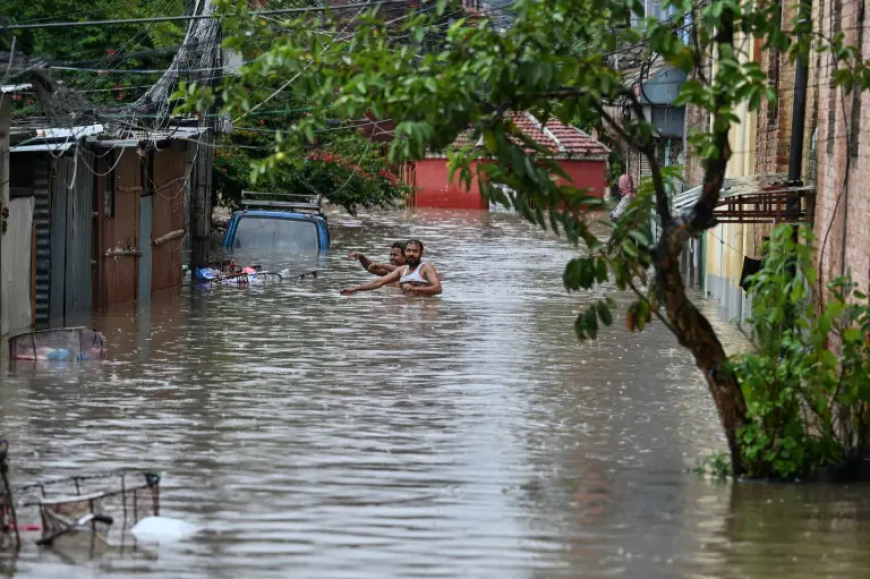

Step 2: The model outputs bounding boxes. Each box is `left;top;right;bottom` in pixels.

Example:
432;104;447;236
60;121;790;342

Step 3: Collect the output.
221;191;331;253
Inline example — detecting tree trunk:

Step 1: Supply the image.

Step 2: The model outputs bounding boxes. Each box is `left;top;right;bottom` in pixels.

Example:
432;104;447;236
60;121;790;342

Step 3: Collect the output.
643;5;748;476
656;225;748;476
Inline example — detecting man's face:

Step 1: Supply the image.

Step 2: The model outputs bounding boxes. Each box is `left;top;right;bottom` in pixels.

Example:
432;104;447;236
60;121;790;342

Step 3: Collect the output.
389;247;406;266
404;243;422;267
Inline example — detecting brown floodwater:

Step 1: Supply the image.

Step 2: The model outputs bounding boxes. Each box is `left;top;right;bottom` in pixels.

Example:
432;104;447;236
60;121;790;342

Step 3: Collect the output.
1;207;870;578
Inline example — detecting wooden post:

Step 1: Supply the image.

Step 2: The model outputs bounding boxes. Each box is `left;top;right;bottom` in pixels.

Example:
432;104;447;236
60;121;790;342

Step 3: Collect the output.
190;130;213;274
0;95;10;336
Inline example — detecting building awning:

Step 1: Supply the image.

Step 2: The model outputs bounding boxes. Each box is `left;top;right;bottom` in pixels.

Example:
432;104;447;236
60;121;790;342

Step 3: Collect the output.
638;67;686;106
672;174;816;224
9;123;206;152
0;83;32;94
10;142;75;153
92;126;207;147
37;125;104;139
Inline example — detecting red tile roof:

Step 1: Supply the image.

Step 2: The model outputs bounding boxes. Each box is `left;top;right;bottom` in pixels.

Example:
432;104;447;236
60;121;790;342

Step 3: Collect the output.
434;112;610;160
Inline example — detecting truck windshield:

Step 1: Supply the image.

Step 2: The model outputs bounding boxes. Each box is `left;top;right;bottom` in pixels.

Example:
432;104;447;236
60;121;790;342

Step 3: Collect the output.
233;216;319;250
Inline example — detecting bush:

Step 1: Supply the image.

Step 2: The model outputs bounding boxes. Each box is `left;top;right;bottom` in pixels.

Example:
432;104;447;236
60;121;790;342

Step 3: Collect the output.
731;225;870;479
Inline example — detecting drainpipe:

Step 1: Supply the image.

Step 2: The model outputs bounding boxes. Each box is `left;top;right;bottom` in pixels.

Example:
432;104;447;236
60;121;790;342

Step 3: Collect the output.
783;0;811;330
786;0;811;215
840;0;864;278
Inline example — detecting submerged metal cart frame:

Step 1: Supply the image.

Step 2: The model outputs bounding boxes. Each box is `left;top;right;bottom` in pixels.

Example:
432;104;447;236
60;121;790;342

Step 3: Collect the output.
0;441;20;549
18;471;160;547
8;327;105;361
0;443;160;550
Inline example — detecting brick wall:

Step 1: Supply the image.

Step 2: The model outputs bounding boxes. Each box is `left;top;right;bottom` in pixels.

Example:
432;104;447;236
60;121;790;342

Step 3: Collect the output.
683;103;710;188
813;0;870;297
754;0;796;177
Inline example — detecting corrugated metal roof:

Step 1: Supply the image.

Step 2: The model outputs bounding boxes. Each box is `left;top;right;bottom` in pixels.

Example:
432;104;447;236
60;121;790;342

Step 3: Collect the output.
671;173;820;226
93;126;206;147
10;142;75;153
37;125;103;139
672;175;787;213
10;124;205;152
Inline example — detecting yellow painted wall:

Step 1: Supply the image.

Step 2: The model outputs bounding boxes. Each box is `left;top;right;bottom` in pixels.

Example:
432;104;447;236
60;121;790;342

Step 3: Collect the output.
705;31;760;297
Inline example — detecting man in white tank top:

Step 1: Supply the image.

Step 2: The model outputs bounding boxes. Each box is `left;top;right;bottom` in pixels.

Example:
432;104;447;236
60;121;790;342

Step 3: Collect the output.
340;239;443;296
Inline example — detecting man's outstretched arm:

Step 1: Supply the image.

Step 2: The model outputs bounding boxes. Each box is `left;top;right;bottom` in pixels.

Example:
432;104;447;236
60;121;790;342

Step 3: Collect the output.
348;252;374;271
341;267;404;295
368;263;398;276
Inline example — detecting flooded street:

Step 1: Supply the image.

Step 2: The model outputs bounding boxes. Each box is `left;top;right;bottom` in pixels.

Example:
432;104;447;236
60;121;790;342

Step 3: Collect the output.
2;208;870;578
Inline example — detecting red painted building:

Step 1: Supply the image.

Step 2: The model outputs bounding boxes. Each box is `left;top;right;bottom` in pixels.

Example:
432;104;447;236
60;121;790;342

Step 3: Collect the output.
402;112;610;210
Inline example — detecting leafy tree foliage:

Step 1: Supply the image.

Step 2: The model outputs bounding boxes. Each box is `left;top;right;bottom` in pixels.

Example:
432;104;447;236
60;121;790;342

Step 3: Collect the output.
214;127;408;213
0;0;187;107
0;0;406;211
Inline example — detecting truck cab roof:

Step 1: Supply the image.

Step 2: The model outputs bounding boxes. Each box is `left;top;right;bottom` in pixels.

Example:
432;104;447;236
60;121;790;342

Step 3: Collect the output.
221;192;331;253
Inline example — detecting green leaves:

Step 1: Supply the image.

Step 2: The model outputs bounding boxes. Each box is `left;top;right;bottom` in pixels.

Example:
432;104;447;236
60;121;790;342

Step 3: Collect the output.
213;122;408;214
596;300;614;326
2;0;187;106
563;257;596;291
732;224;870;479
574;300;614;340
843;328;864;343
626;299;651;332
819;349;838;369
564;256;609;293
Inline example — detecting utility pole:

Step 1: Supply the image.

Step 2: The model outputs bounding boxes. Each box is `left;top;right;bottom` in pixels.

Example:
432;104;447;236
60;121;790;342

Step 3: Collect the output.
0;95;10;336
190;129;213;272
189;3;218;275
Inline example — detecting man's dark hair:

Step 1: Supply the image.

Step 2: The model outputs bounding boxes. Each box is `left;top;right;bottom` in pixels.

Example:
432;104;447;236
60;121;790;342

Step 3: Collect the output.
391;241;406;251
406;239;424;252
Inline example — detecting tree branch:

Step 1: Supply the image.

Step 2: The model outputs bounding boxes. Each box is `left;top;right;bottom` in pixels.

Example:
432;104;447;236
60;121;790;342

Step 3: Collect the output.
626;277;678;335
685;15;735;234
593;91;672;228
690;5;709;85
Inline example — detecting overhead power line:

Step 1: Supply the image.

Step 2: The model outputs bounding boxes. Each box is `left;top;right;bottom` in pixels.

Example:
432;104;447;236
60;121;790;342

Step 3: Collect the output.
49;64;226;74
0;0;415;31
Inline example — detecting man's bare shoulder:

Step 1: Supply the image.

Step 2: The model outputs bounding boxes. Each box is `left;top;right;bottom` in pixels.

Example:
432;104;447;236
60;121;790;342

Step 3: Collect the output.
422;263;444;280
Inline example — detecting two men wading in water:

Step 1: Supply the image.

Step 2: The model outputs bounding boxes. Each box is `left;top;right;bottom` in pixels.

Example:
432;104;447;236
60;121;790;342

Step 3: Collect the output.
341;239;442;296
348;241;406;277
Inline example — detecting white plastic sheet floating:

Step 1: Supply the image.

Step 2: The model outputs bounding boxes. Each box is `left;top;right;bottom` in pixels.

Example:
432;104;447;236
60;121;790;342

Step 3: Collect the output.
131;516;200;543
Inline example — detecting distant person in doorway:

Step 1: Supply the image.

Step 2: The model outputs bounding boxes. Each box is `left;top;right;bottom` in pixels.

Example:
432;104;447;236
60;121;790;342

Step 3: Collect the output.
610;173;636;221
341;239;442;296
348;241;406;276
